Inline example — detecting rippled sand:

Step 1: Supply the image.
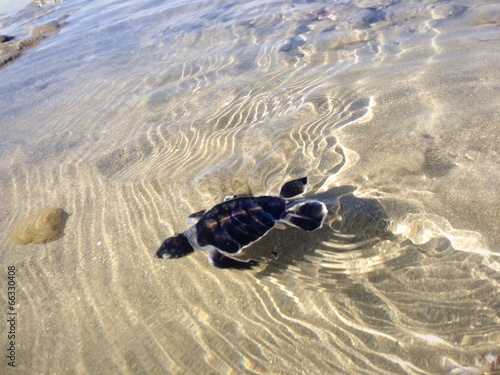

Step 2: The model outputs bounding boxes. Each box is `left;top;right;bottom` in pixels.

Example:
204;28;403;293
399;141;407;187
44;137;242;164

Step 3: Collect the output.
1;0;499;374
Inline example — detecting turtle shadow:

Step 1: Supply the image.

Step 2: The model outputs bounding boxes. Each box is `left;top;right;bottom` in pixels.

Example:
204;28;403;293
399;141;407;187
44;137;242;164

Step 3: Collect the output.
242;185;391;276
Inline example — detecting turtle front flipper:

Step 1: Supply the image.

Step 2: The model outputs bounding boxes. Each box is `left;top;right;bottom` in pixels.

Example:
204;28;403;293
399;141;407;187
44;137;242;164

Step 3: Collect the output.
187;209;206;223
279;177;308;198
187;195;238;223
207;248;259;270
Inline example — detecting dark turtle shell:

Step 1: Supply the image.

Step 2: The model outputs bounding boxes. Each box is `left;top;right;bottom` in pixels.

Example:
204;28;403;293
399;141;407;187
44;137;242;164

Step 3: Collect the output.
156;176;320;269
195;196;286;254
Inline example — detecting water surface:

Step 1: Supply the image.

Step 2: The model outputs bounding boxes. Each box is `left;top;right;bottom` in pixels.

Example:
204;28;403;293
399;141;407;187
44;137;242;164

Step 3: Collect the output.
1;0;499;373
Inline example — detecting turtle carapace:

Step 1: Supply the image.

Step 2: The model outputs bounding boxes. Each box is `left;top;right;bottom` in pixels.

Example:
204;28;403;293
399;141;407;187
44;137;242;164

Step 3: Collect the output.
156;177;327;269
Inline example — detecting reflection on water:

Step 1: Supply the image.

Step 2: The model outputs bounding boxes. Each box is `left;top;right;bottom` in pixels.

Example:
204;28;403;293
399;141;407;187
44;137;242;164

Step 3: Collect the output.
0;0;499;373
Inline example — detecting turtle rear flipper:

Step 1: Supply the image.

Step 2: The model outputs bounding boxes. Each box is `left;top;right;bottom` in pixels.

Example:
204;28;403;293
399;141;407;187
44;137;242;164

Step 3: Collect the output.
279;177;308;198
281;200;327;231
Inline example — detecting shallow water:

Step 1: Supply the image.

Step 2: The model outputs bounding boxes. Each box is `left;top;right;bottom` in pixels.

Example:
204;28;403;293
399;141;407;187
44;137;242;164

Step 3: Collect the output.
1;0;499;374
0;1;31;16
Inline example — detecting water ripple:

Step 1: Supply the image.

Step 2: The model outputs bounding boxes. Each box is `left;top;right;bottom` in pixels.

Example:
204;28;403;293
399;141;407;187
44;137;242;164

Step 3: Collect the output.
1;0;499;374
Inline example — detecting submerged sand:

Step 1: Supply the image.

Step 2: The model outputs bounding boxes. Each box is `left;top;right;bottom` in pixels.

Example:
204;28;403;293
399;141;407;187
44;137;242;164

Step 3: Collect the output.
0;0;499;374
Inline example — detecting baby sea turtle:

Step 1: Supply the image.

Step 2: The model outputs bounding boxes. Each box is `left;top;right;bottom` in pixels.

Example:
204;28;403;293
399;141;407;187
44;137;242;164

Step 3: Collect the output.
156;177;327;269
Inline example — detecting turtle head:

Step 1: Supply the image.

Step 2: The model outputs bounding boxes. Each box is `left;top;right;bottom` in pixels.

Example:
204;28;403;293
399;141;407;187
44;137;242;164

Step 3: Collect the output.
156;234;195;259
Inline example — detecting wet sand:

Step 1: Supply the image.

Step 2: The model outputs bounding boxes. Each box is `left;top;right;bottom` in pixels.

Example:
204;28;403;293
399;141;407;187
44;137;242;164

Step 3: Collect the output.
0;0;499;374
